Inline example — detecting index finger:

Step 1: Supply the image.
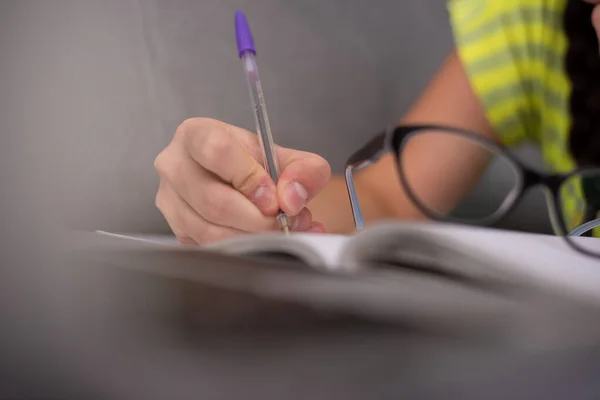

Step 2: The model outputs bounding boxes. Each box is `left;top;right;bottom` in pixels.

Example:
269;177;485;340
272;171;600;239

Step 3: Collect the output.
176;118;279;216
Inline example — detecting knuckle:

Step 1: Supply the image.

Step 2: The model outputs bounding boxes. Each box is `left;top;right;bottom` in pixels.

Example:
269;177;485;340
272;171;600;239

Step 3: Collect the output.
177;117;229;160
154;181;173;213
155;149;188;185
153;149;167;174
199;128;232;167
174;117;211;140
154;189;166;212
153;148;174;177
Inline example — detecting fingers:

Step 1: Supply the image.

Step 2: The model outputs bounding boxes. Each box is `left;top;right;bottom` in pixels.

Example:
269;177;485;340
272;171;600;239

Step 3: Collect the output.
291;207;314;232
275;148;332;216
155;179;315;243
176;118;280;216
155;180;244;245
155;117;330;244
307;221;327;233
176;117;332;218
155;143;279;233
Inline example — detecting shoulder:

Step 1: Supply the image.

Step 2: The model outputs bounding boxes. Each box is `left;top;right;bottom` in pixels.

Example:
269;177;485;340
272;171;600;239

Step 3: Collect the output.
447;0;565;20
447;0;567;76
448;0;566;43
447;0;568;146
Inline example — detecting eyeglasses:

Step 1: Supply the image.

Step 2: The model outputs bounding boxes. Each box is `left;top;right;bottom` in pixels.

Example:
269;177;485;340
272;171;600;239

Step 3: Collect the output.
344;124;600;258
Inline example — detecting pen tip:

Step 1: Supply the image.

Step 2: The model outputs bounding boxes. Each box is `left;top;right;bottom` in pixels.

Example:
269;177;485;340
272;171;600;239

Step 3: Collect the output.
235;10;256;58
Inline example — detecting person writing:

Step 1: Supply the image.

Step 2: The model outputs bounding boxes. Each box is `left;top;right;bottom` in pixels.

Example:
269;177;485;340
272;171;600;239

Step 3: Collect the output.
153;0;600;245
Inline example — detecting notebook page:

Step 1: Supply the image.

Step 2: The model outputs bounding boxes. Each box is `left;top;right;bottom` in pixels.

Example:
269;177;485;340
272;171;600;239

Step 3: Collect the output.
351;222;600;305
95;231;180;246
94;230;352;268
444;228;600;302
276;233;350;269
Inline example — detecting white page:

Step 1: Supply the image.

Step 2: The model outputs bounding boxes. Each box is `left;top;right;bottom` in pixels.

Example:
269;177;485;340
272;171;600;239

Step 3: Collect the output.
95;230;181;246
352;221;600;305
279;232;349;267
95;225;600;297
94;230;351;268
447;228;600;302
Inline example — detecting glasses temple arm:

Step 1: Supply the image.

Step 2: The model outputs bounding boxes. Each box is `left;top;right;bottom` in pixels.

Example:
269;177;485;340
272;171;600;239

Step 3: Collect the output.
345;165;365;230
568;218;600;237
344;132;393;230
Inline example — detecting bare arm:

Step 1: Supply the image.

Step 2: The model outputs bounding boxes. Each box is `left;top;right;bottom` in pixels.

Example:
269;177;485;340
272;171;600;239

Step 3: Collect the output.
308;49;498;233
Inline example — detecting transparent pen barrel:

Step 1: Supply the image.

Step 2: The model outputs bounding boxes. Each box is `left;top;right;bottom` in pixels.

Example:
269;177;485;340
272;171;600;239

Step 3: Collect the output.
241;51;281;182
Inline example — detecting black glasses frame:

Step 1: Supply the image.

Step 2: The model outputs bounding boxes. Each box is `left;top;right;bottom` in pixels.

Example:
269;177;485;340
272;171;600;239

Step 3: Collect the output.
344;124;600;258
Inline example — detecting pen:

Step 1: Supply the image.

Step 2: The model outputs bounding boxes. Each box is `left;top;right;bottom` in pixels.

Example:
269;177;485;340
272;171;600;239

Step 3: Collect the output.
235;11;291;234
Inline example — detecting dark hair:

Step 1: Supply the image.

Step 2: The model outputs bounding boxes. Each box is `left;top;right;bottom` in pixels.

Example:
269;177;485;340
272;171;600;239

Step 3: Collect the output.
564;0;600;167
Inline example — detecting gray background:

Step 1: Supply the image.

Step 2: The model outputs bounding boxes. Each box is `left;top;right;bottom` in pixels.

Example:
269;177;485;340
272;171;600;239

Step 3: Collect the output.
0;0;551;234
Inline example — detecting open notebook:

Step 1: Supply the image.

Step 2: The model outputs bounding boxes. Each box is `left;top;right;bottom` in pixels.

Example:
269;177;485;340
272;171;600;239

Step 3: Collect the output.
96;221;600;306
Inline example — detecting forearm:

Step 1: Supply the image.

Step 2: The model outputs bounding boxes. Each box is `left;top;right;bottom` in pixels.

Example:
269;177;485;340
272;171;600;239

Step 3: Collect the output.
307;164;418;234
305;175;356;234
308;49;499;234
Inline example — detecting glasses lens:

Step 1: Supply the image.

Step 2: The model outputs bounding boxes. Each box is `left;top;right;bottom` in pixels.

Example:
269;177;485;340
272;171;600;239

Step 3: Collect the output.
398;129;521;223
558;169;600;256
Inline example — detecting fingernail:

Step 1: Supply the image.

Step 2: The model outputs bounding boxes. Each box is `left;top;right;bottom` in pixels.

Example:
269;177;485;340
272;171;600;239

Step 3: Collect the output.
285;181;308;214
252;185;274;209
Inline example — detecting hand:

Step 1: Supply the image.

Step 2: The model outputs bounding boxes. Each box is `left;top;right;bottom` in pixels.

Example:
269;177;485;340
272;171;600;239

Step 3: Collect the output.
154;118;331;244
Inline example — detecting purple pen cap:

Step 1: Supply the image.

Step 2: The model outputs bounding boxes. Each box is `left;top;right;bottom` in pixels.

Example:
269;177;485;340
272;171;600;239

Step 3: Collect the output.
235;11;256;57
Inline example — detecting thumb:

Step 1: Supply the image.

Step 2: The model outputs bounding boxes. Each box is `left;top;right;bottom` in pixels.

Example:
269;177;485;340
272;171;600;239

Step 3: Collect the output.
275;149;331;216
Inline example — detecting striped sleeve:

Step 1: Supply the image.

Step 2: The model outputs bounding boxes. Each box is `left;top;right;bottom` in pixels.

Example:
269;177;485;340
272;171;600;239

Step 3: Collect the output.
448;0;563;147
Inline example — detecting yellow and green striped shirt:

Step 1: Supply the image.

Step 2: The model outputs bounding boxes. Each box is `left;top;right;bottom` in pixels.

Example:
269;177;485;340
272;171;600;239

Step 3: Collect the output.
448;0;596;234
